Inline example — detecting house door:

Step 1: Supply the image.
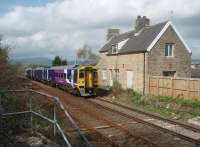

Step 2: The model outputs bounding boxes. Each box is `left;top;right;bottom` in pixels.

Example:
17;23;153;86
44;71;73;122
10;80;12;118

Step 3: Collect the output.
109;70;113;86
127;70;133;89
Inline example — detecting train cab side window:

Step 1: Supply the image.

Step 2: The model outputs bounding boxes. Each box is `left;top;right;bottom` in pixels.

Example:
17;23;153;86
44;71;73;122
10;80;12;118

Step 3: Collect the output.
93;72;97;78
79;72;84;78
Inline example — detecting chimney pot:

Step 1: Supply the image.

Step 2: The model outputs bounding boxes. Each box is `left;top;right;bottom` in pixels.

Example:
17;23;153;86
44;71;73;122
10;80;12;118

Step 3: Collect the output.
106;28;120;41
135;16;150;33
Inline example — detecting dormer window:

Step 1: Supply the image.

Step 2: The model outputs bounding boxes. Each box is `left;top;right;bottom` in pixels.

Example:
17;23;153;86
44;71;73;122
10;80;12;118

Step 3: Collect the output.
111;44;118;54
165;43;174;57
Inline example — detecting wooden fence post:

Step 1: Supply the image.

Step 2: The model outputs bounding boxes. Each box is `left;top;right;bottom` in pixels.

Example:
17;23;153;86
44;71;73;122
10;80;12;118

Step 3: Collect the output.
187;79;190;99
157;77;159;96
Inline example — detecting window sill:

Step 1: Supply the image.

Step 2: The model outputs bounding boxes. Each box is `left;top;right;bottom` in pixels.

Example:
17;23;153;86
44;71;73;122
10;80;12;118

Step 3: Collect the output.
165;56;174;58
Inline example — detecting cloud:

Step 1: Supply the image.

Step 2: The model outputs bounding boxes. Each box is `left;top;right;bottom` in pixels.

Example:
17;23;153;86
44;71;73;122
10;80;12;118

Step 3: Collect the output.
0;0;200;59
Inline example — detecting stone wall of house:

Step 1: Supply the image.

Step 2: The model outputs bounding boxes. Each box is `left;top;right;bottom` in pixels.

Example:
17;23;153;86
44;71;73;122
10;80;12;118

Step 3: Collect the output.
148;26;191;77
97;52;145;92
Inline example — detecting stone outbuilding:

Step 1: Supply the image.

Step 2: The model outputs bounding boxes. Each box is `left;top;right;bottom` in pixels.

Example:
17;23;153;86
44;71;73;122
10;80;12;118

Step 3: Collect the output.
97;16;192;93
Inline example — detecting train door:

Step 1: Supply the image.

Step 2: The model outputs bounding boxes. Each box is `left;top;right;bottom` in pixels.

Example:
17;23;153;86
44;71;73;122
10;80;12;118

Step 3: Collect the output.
85;68;93;88
66;69;71;83
71;69;77;87
64;69;67;81
71;70;74;85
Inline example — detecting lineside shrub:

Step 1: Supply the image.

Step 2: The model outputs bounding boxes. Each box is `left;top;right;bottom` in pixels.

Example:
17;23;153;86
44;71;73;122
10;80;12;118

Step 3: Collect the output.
112;80;122;97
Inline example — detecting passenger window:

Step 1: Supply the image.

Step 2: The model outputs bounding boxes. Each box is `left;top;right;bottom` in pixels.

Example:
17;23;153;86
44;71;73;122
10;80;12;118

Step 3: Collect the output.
79;72;84;78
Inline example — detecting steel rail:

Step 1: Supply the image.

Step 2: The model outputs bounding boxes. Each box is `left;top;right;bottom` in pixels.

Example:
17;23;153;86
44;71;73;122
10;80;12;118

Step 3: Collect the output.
91;99;200;145
66;109;121;147
97;98;200;133
63;99;160;147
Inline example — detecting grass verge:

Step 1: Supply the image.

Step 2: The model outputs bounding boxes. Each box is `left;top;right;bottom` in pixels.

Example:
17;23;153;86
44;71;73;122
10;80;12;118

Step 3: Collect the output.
109;86;200;122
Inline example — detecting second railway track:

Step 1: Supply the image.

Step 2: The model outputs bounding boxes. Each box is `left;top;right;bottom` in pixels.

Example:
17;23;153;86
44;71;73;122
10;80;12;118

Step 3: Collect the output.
89;98;200;146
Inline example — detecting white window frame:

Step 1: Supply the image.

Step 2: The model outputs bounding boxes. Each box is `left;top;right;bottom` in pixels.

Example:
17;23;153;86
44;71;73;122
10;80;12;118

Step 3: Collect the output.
111;44;118;54
102;70;107;80
165;43;174;57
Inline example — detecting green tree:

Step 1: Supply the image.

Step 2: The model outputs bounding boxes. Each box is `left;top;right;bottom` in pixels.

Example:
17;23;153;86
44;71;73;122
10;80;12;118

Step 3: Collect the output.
61;59;67;65
52;56;62;66
52;56;67;66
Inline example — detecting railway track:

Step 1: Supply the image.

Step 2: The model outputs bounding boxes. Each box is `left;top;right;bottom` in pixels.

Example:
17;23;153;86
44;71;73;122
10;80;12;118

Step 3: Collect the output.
89;98;200;146
28;80;200;146
62;98;160;147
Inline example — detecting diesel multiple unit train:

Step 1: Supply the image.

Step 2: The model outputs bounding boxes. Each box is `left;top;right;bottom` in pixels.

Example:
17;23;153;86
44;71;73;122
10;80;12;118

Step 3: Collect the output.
25;65;98;96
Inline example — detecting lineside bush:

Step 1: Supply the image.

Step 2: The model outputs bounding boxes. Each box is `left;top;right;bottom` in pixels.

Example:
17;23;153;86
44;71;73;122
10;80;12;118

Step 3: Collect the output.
112;79;122;97
0;37;22;90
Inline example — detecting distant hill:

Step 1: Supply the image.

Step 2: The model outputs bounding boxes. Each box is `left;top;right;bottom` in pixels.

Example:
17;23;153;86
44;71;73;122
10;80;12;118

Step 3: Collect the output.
10;58;97;67
192;59;200;64
10;57;52;66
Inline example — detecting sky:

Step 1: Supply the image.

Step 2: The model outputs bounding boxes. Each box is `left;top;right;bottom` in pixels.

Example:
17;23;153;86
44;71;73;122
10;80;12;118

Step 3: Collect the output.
0;0;200;60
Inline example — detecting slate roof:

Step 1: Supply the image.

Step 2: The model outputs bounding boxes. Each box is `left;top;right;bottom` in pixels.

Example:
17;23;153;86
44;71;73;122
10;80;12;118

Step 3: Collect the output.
100;21;168;54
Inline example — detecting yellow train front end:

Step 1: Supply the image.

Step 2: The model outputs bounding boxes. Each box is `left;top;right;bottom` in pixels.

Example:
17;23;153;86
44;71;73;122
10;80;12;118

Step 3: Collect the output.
77;66;98;96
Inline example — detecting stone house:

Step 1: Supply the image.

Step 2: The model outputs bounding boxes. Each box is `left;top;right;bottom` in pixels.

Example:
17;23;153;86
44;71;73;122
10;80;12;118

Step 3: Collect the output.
97;16;192;93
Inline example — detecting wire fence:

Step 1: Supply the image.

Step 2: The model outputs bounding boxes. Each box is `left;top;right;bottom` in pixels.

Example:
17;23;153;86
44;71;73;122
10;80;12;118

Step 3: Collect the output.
0;89;92;147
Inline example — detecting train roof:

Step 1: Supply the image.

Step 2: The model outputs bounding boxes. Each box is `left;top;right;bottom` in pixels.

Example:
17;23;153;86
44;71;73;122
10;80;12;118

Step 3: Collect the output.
29;65;96;71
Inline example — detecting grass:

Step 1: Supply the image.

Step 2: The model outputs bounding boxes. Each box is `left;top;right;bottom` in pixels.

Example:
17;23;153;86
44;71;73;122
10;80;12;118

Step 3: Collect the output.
112;89;200;121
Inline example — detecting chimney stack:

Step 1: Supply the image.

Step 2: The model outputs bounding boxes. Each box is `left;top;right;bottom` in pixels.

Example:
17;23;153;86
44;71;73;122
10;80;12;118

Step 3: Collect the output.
106;28;120;41
135;16;150;32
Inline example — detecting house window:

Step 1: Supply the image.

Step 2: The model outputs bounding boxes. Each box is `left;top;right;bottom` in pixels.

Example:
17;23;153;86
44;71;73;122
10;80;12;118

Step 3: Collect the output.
163;71;176;77
165;43;174;57
111;44;118;54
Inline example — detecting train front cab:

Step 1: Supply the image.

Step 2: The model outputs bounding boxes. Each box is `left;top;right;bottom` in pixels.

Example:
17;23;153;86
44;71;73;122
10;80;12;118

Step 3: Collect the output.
77;66;98;96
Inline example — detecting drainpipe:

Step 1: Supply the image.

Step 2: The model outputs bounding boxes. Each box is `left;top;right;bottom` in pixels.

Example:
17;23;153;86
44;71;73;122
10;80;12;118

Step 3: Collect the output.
115;50;119;81
143;52;146;95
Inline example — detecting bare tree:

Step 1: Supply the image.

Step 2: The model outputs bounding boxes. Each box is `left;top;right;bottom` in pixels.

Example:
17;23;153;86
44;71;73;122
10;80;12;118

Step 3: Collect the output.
0;36;22;89
76;44;100;64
